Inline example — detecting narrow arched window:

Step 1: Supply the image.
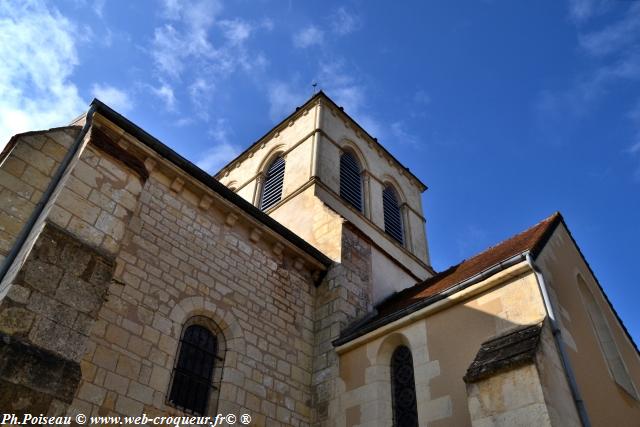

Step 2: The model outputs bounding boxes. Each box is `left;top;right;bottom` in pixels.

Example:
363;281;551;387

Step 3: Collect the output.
260;156;285;210
578;276;638;399
340;151;362;212
168;318;225;414
391;346;419;427
383;185;403;244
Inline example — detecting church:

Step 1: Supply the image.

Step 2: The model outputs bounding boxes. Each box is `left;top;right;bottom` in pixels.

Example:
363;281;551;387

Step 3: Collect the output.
0;91;638;426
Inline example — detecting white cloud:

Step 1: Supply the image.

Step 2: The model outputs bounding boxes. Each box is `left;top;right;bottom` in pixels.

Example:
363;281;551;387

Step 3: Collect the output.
188;78;216;120
390;121;419;147
330;7;361;36
0;1;86;149
152;0;222;79
150;83;176;111
267;81;307;121
150;0;267;122
293;25;324;48
196;118;241;173
536;1;640;150
579;3;640;56
219;19;252;45
91;84;133;113
568;0;609;23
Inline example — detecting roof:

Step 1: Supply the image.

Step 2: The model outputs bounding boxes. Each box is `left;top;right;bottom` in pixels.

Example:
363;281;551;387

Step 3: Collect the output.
463;322;543;383
87;99;333;270
334;212;562;345
214;91;428;192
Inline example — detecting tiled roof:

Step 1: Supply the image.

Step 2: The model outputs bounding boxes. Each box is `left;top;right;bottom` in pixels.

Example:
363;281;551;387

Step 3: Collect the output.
335;212;562;345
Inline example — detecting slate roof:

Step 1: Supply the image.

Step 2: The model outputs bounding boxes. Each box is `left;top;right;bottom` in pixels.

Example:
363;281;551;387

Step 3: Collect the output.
463;322;543;383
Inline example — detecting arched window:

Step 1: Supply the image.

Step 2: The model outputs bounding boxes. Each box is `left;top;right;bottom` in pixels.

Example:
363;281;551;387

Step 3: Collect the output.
578;276;638;399
383;185;403;244
340;151;362;212
391;345;419;427
168;317;225;414
260;156;285;210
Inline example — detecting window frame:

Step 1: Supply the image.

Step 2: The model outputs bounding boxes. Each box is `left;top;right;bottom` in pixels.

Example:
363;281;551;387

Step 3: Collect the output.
259;155;286;211
390;345;419;427
166;316;226;415
339;150;364;213
382;184;404;245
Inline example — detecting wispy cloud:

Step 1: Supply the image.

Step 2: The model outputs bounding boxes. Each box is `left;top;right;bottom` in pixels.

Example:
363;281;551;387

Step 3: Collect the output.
535;2;640;150
330;7;362;36
568;0;609;23
390;121;420;147
91;84;133;113
293;25;324;48
219;18;252;45
0;1;86;149
149;83;176;111
578;3;640;56
150;0;268;124
196;118;241;173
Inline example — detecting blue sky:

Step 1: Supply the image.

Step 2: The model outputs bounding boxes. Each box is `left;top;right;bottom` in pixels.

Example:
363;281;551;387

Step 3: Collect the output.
1;0;639;344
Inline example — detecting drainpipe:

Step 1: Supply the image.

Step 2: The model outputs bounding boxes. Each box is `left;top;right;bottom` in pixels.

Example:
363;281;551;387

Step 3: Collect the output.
0;105;97;291
525;252;591;427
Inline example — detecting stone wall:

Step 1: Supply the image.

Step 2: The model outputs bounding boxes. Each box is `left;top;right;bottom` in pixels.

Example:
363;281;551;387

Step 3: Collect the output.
68;167;320;426
333;264;550;427
0;223;115;414
0;127;80;265
312;224;373;426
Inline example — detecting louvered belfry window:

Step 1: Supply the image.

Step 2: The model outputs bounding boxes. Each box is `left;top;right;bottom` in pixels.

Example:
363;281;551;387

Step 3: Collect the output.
260;156;285;211
383;185;404;244
391;346;419;427
168;324;218;415
340;152;363;212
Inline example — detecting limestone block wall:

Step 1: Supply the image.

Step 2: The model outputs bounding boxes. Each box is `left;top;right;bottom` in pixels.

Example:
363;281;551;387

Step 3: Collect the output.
312;225;373;426
217;103;318;207
0;127;80;264
464;322;579;427
0;223;115;415
0;126;147;417
68;167;320;426
270;186;344;262
334;264;549;427
466;364;552;426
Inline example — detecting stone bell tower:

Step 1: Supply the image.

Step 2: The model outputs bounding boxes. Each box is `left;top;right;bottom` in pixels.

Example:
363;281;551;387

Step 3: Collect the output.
216;91;432;304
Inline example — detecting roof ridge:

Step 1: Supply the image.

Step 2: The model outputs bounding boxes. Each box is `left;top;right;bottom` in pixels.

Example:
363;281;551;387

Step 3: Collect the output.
451;211;562;271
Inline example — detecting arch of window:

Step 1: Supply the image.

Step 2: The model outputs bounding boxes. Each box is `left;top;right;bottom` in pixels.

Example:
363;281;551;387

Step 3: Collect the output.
391;345;419;427
383;184;404;245
167;316;226;415
339;151;363;212
578;275;638;399
259;156;285;211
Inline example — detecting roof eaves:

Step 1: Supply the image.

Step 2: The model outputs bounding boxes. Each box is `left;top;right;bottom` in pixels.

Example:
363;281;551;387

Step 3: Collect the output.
89;99;333;269
333;251;529;347
214;91;428;192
